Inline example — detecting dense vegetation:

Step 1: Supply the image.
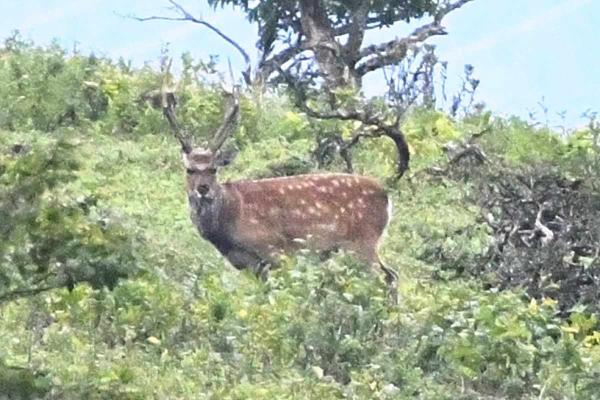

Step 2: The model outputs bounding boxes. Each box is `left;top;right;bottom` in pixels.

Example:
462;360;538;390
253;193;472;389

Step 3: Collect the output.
1;37;600;399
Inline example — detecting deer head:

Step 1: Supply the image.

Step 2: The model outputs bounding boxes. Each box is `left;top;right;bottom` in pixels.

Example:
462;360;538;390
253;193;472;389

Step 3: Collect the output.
181;89;239;205
161;67;240;206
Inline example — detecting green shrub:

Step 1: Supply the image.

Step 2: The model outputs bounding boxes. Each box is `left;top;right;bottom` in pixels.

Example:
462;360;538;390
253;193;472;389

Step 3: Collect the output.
0;130;138;301
1;37;599;400
0;34;109;131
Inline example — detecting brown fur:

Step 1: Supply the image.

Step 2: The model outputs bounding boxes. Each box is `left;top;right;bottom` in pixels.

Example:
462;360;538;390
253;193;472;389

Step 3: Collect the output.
182;148;397;297
223;174;389;260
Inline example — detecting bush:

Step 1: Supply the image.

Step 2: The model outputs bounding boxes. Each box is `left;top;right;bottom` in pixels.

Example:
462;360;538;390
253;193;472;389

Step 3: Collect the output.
0;130;138;302
0;33;109;131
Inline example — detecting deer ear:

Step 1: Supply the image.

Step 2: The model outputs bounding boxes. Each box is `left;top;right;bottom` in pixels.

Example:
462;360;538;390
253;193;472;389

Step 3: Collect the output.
214;147;238;167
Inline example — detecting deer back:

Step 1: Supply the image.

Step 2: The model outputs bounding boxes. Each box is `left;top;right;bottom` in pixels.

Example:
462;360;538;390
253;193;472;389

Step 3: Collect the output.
217;173;390;259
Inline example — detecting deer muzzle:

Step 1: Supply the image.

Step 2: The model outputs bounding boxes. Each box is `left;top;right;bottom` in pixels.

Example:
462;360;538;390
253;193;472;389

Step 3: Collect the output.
196;184;210;196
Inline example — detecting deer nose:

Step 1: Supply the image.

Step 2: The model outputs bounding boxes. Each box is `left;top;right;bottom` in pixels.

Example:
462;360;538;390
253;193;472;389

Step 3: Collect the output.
196;184;210;195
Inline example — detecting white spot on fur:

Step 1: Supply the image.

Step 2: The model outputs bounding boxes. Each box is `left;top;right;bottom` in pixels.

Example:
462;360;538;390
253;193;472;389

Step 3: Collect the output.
279;187;286;194
332;180;340;187
340;207;346;213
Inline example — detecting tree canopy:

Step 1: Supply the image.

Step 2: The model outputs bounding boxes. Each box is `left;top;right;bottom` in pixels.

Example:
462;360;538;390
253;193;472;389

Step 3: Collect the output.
135;0;473;177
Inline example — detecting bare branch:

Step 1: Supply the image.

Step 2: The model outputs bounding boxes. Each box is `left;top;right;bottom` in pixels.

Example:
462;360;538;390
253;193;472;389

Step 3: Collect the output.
434;0;475;22
343;1;370;62
279;67;410;177
129;15;187;22
354;0;473;77
257;43;307;83
446;143;487;164
355;22;447;76
131;0;252;84
535;204;555;247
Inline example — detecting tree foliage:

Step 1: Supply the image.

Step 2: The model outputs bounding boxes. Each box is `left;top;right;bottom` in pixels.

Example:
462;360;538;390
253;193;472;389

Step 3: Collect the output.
135;0;475;178
0;131;138;303
209;0;437;56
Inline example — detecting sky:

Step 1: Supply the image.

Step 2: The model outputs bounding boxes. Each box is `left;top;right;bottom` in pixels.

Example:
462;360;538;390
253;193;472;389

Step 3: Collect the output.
1;0;598;128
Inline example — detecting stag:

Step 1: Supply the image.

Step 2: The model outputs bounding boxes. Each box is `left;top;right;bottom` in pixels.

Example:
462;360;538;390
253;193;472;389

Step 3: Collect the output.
162;84;398;299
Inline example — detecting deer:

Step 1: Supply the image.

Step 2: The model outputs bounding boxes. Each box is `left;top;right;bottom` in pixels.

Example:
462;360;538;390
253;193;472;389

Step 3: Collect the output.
161;81;398;301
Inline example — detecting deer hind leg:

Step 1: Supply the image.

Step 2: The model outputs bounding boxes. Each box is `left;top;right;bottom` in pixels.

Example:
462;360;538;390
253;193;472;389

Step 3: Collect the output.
347;242;398;305
377;255;398;305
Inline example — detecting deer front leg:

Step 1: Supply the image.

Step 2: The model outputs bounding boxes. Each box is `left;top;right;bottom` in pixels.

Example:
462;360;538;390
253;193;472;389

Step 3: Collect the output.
224;246;275;281
254;260;272;281
224;247;262;271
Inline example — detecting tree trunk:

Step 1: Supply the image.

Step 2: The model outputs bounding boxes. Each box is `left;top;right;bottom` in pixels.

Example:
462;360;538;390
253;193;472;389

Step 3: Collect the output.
298;0;357;90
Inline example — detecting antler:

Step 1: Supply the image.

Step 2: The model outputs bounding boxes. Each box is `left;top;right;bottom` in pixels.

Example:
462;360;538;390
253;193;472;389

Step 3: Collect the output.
161;59;192;154
209;83;241;153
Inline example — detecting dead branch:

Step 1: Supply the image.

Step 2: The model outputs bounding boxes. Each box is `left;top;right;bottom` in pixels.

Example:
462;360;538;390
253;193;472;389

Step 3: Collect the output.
445;143;487;164
279;65;410;177
535;204;555;246
435;0;475;22
130;0;252;84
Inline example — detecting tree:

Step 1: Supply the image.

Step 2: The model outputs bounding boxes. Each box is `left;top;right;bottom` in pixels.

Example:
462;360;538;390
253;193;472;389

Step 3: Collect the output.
135;0;475;177
0;135;136;304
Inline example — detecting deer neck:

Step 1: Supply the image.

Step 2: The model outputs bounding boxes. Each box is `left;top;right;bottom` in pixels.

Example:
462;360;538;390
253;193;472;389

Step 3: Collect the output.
189;184;241;257
189;184;238;238
189;184;220;234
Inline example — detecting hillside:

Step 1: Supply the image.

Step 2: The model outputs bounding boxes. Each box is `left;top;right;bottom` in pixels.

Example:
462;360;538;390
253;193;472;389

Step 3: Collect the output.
1;40;600;399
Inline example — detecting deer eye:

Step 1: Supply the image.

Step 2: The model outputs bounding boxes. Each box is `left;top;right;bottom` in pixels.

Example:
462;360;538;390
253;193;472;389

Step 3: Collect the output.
207;167;217;174
186;168;197;175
